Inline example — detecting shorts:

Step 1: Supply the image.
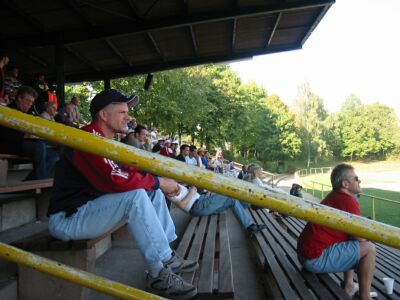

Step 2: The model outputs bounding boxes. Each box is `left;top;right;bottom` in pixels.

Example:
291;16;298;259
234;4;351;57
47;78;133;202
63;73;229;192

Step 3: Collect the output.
299;240;360;273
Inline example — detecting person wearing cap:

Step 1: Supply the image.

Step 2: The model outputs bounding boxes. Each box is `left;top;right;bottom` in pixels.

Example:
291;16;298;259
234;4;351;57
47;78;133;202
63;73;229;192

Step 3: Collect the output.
297;164;376;300
160;140;174;157
124;124;152;152
47;89;198;299
198;147;208;168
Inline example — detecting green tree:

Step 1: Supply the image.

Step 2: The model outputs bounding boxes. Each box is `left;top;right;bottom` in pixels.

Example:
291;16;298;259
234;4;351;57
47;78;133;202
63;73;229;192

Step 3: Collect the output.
294;82;328;167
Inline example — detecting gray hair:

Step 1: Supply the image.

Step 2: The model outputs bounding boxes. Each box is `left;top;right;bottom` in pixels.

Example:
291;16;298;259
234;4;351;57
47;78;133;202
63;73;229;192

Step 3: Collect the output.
243;163;262;181
330;163;354;190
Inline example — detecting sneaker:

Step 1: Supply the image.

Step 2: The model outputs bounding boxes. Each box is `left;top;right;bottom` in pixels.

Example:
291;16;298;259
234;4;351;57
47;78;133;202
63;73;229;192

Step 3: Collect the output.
164;251;199;273
147;266;197;300
247;223;267;237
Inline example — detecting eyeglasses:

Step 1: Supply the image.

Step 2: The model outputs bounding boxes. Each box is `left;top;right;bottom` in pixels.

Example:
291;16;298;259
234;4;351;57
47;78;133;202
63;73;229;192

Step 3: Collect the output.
347;176;360;182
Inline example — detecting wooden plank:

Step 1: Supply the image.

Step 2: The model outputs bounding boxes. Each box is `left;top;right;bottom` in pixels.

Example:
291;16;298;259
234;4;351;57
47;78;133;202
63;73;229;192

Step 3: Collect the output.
176;216;199;257
0;154;31;160
250;210;300;300
197;214;217;296
217;213;234;298
182;216;208;283
0;179;53;193
256;210;337;300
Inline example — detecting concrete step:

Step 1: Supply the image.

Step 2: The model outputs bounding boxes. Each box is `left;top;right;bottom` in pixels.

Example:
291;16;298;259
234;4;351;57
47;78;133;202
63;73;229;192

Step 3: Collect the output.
0;278;17;300
0;194;37;232
0;221;48;281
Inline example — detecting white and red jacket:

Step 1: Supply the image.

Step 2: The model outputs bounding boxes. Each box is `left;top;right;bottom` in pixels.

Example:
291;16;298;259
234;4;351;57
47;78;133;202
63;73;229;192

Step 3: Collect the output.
48;122;159;216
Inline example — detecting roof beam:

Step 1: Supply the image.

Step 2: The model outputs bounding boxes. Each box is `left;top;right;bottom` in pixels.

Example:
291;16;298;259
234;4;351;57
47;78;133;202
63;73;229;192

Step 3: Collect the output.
125;0;141;19
65;45;301;83
147;32;164;61
265;13;281;48
104;38;132;67
4;0;45;32
16;49;48;67
231;18;237;52
189;25;198;56
1;0;334;48
65;46;100;72
63;0;95;26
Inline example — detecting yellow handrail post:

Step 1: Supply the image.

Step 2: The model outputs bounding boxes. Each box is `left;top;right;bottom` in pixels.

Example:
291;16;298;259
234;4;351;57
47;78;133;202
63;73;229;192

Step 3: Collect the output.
372;197;376;220
1;106;400;250
321;183;324;199
312;181;315;197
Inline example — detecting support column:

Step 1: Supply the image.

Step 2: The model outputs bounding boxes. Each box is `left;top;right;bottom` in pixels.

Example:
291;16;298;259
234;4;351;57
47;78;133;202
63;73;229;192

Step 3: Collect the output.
104;78;111;90
55;37;65;107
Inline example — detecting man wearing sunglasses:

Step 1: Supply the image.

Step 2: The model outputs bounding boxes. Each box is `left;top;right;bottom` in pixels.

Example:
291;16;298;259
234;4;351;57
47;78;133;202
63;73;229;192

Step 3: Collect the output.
297;164;376;300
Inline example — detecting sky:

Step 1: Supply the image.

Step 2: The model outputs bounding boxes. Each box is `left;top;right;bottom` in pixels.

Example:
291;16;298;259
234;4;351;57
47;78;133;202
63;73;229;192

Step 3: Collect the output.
230;0;400;117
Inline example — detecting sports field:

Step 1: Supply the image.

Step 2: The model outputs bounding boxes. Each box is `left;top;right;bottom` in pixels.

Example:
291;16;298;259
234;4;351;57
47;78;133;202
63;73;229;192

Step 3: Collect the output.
300;162;400;227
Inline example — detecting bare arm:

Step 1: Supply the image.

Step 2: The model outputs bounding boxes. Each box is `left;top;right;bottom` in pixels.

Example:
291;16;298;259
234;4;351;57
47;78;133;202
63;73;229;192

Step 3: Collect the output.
175;186;197;210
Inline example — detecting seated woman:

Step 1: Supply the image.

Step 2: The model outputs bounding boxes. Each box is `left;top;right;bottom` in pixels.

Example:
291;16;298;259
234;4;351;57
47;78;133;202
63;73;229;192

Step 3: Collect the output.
243;163;286;212
168;184;267;236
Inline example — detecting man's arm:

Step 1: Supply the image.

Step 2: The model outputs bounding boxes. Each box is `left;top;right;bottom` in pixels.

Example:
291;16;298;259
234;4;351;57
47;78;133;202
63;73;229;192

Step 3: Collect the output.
174;186;197;210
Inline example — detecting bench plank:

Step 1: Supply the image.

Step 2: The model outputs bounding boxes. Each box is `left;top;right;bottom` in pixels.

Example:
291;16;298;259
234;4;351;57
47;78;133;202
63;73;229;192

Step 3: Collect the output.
198;214;217;295
0;179;53;193
176;214;234;299
217;213;234;297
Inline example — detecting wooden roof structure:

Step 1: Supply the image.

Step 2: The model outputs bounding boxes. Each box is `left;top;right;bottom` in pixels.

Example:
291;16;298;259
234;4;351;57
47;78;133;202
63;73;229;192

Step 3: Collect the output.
0;0;334;83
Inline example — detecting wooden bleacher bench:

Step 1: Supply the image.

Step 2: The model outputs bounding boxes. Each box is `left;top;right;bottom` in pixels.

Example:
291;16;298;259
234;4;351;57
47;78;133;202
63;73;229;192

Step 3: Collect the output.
175;213;234;298
248;208;352;300
12;220;128;300
279;215;400;300
0;178;53;194
0;153;32;185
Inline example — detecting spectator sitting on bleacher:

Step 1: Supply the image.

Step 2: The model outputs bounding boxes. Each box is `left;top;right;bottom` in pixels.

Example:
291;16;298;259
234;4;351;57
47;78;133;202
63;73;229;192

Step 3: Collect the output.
238;164;247;179
160;140;174;157
0;52;10;105
40;102;57;121
0;85;59;179
170;141;179;158
47;89;198;300
244;163;286;194
168;184;267;236
32;73;49;114
69;96;85;126
4;65;22;103
175;144;189;162
123;124;152;152
297;164;376;300
290;183;303;198
186;145;201;167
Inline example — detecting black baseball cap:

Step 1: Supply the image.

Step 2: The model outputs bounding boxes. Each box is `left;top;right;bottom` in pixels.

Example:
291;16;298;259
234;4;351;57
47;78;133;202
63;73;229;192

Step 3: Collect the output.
90;89;139;118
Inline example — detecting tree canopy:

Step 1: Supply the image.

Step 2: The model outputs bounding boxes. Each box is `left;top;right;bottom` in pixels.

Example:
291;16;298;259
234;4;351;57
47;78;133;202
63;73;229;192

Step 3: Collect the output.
64;65;400;164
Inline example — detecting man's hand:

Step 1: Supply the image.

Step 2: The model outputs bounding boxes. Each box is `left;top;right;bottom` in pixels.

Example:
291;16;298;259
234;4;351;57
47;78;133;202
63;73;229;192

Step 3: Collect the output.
159;177;180;196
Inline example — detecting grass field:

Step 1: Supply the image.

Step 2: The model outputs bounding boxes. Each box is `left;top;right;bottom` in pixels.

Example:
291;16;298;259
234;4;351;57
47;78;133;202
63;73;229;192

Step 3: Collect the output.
300;164;400;227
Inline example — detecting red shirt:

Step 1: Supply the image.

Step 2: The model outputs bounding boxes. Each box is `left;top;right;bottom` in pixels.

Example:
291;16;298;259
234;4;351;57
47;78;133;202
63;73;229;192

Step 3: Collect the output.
297;190;361;259
74;122;158;193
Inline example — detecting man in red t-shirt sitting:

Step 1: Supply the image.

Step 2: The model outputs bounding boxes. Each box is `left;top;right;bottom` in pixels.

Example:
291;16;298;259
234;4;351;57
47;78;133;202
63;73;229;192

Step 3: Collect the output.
297;164;376;300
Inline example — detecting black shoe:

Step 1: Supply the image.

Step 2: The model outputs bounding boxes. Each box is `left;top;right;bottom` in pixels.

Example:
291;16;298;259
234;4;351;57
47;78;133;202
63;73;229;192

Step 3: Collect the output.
247;223;267;237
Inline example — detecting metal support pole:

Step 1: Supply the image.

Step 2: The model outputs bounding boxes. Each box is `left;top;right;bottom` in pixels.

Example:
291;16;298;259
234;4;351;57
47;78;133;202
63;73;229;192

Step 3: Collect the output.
0;242;165;300
0;106;400;249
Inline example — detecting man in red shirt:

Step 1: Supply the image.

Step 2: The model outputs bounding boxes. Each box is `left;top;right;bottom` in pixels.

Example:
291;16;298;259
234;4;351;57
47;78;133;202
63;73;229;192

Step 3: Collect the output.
297;164;376;300
48;89;197;299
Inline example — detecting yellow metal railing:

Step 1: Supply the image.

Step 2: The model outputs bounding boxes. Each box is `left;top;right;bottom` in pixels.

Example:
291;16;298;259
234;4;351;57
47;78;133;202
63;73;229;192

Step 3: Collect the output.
1;106;400;298
296;168;400;222
0;242;165;300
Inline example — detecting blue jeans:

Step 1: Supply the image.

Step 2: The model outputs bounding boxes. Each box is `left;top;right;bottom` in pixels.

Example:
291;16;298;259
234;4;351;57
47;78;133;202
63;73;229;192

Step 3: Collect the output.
48;189;176;266
189;193;253;228
23;140;59;179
